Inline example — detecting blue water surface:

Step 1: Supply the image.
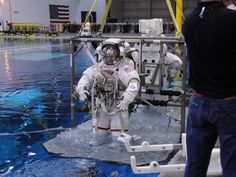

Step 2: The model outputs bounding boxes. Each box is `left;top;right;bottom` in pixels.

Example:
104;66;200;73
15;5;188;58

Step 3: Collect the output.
0;38;158;177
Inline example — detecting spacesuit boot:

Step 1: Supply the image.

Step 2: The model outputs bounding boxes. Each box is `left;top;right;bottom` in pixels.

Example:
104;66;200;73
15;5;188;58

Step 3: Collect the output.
108;136;125;150
89;132;109;147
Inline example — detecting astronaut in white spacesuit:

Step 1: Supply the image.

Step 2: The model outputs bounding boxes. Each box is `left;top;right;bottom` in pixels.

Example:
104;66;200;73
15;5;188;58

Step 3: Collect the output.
75;38;140;145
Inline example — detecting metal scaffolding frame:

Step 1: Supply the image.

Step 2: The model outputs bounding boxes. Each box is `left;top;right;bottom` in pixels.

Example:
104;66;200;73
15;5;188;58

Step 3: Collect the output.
70;35;187;133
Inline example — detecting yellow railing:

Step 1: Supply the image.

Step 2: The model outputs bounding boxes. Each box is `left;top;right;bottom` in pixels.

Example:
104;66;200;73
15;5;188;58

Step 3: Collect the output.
11;23;40;32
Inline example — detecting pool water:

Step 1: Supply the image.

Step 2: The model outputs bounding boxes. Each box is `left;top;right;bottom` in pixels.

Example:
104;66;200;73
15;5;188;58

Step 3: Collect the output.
0;38;158;177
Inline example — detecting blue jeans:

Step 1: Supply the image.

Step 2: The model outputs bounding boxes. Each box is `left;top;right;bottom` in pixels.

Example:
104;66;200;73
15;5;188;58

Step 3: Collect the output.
184;95;236;177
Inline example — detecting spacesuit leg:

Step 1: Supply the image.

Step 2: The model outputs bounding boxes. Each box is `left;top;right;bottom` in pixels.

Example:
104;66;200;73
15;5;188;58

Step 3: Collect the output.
111;111;129;146
89;109;110;146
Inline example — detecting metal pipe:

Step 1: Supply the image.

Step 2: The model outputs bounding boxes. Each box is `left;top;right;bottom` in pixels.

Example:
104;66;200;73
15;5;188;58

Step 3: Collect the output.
72;37;184;45
70;40;76;127
139;39;145;88
180;44;187;133
73;43;84;58
158;43;164;89
97;35;182;41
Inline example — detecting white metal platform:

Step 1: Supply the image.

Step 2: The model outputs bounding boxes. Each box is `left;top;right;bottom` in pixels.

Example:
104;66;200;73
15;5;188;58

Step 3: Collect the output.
124;133;222;176
159;149;222;177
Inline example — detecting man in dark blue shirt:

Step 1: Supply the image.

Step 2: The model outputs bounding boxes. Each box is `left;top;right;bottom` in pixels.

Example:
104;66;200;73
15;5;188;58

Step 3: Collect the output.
183;0;236;176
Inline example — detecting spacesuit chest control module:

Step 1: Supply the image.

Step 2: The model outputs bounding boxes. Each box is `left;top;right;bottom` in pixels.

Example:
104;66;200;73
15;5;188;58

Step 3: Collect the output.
75;38;140;144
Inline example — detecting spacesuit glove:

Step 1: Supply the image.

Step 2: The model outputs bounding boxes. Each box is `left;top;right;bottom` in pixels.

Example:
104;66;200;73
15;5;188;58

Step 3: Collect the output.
72;86;80;99
75;86;89;101
78;90;89;101
117;98;129;111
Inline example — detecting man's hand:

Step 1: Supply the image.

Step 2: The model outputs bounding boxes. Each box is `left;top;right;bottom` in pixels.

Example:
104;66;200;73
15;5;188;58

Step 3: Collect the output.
74;85;89;101
117;99;129;111
72;91;80;99
78;90;89;101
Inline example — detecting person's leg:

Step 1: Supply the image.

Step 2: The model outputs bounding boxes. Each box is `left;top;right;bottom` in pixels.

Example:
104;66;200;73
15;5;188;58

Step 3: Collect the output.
215;99;236;177
110;111;129;137
108;111;129;148
219;133;236;177
92;109;110;133
90;110;110;146
184;96;218;177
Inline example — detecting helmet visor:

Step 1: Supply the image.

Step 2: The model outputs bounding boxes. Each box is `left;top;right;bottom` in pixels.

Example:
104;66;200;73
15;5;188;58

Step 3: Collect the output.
102;45;119;65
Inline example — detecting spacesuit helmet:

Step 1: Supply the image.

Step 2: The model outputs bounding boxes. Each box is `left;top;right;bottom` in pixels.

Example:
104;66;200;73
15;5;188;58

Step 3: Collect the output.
102;44;120;65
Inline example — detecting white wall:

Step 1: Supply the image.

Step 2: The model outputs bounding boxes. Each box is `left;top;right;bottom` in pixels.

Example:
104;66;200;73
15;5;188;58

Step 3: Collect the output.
0;0;106;30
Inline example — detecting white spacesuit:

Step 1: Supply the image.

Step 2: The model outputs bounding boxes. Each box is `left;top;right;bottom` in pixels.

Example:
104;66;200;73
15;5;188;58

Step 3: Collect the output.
165;49;183;87
75;38;140;144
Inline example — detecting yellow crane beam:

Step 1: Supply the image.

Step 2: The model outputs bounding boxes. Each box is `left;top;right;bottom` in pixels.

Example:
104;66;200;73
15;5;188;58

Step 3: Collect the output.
79;0;98;35
99;0;113;34
165;0;181;37
175;0;183;37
